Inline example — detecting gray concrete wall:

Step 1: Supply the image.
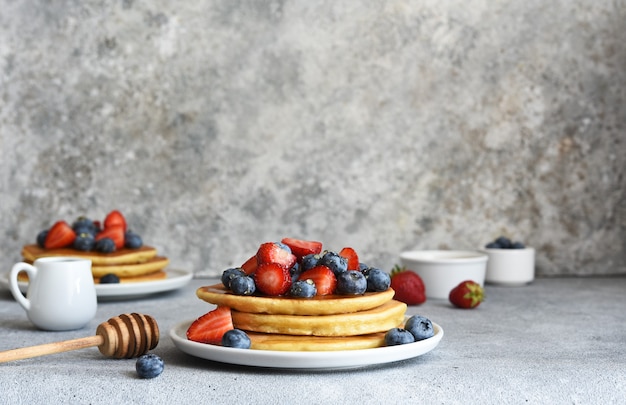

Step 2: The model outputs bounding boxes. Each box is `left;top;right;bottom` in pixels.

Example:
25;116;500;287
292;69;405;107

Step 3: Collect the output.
1;1;625;277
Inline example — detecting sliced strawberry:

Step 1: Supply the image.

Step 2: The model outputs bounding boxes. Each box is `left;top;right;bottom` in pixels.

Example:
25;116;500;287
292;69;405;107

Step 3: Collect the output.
186;306;234;345
280;238;323;260
103;210;127;232
95;225;125;249
240;255;258;275
256;242;297;269
254;262;292;296
44;220;76;249
299;265;337;296
339;247;360;270
390;265;426;305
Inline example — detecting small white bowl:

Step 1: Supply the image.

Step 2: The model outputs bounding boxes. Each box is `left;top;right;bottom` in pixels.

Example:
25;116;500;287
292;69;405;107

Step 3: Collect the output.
483;247;535;286
399;250;488;299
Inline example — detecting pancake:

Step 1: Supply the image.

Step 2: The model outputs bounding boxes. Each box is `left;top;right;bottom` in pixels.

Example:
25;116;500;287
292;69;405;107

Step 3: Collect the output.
231;300;407;337
196;284;396;316
22;244;158;265
18;269;168;284
246;330;388;351
90;256;169;278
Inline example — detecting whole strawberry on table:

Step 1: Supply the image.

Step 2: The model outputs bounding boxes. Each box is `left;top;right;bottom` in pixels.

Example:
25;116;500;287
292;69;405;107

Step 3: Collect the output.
449;280;484;309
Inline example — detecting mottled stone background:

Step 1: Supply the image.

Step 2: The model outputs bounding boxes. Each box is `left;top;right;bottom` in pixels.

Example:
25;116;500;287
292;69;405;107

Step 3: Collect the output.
1;1;625;277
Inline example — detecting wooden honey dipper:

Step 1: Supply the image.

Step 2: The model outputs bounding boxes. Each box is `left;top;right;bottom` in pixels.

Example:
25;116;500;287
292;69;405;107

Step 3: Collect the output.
0;313;159;363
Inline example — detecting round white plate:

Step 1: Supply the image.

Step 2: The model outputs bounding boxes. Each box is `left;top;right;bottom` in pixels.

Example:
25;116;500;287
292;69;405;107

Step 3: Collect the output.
170;320;443;369
0;269;193;301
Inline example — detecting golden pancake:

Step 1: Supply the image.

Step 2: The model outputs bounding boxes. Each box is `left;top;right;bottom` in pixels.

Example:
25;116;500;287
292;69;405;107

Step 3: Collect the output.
90;256;169;278
196;284;396;316
18;269;168;284
21;244;158;266
246;330;388;351
231;300;407;337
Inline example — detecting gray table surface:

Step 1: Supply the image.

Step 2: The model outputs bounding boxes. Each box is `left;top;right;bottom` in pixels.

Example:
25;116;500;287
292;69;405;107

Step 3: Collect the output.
1;276;624;405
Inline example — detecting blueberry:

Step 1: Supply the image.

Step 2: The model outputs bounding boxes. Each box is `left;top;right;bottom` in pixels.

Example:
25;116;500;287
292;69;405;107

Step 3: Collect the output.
36;230;49;247
73;232;95;251
495;236;512;249
135;353;164;379
358;262;369;272
230;275;256;295
221;329;251;349
301;254;320;272
318;251;348;275
100;273;120;284
72;216;97;236
384;328;415;346
485;242;501;249
124;231;143;249
336;270;367;295
289;262;301;282
94;237;116;253
364;267;391;292
289;279;317;298
404;315;434;341
275;242;292;254
511;241;525;249
221;268;246;289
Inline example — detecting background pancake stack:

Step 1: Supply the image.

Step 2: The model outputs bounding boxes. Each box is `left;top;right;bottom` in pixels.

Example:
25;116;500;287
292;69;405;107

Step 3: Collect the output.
20;244;169;283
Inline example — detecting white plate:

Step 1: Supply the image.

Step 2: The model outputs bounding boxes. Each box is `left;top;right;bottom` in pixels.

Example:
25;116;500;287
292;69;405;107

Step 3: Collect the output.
170;320;443;369
0;269;193;301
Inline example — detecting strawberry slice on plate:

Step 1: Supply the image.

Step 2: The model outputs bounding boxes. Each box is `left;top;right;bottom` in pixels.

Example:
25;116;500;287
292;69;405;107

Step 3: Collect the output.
299;265;337;296
254;262;292;296
44;220;76;249
186;306;234;345
280;238;323;260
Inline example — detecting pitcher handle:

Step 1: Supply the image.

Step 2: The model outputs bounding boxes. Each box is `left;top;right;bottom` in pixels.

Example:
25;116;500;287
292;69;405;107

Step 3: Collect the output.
9;262;36;311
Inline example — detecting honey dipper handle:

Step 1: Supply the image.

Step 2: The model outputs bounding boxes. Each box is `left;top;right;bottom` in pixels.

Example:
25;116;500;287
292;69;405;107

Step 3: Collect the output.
0;335;104;363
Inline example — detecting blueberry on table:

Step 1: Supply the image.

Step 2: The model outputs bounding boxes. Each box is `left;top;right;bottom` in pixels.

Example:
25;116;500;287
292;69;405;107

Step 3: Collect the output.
384;328;416;346
136;354;164;379
221;329;251;349
404;315;434;341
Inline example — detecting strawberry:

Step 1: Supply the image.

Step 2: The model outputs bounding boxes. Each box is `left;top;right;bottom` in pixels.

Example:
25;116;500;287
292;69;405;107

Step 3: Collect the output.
449;280;484;309
280;238;323;260
339;247;359;270
95;225;125;249
186;306;234;345
256;242;297;269
299;265;337;296
390;265;426;305
240;255;258;275
254;262;292;296
44;220;76;249
103;210;127;232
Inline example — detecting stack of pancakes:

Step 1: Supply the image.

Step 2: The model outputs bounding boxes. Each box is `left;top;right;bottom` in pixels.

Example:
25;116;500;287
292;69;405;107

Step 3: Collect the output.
196;284;407;351
20;244;170;283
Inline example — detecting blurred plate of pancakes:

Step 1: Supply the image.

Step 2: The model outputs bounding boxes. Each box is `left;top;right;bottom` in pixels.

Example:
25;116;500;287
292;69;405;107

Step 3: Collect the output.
169;319;443;369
